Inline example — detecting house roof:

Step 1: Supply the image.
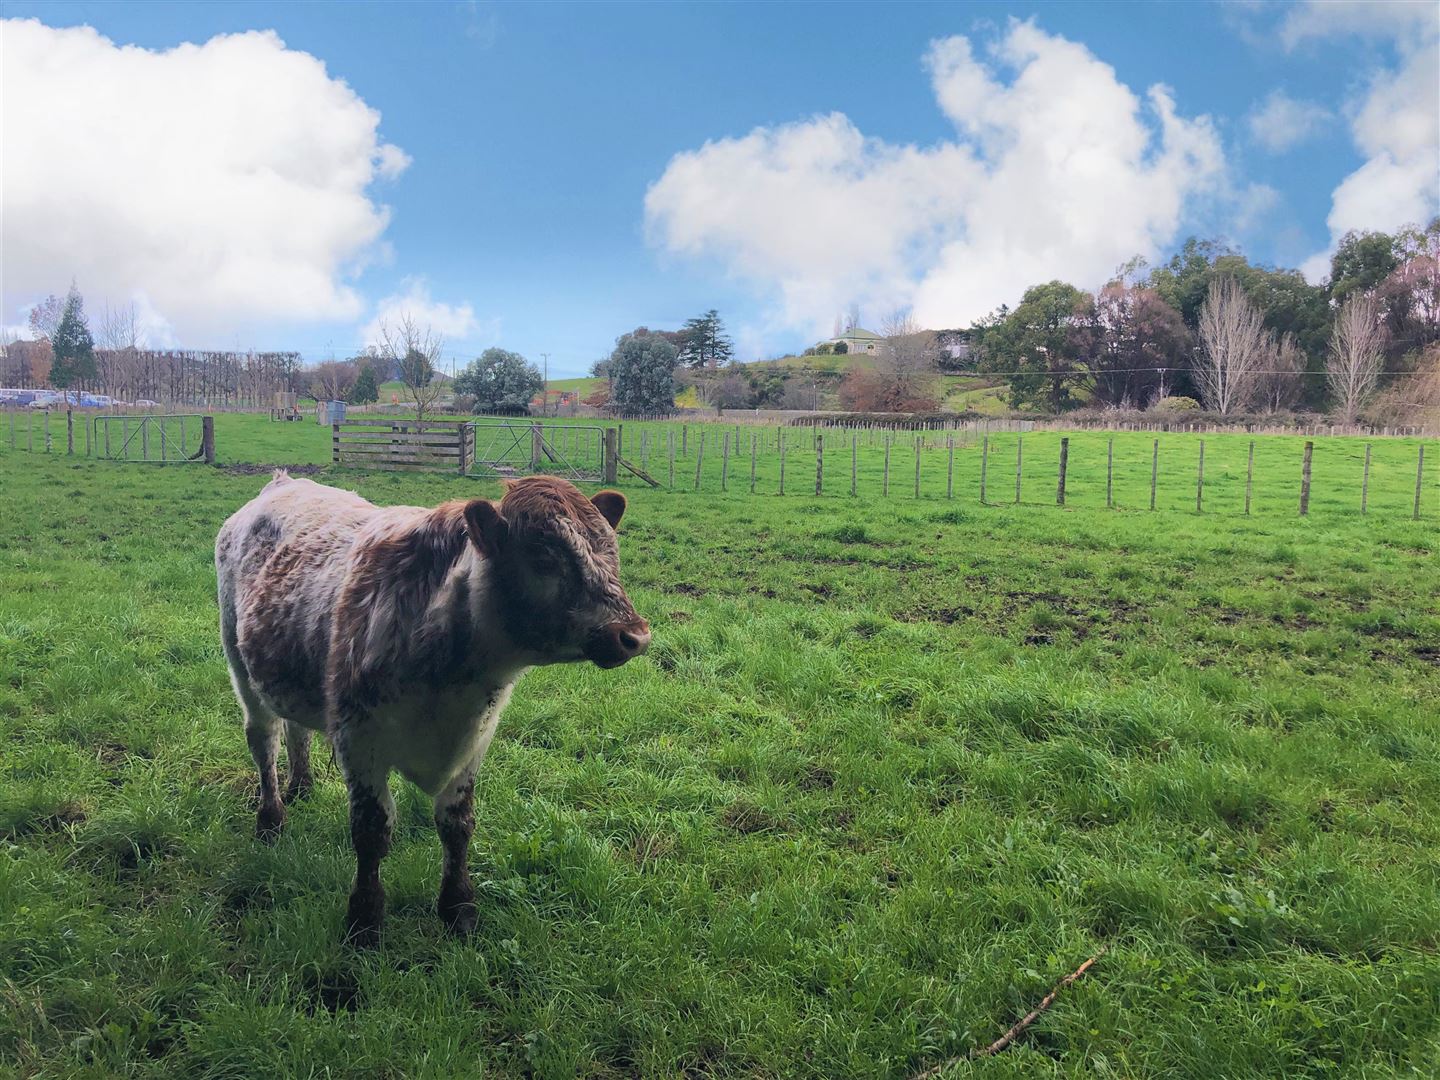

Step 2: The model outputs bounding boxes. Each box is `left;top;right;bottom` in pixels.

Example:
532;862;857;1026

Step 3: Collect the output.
836;327;882;341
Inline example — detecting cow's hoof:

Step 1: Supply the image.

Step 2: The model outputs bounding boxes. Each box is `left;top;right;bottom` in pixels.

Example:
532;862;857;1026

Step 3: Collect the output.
345;890;384;948
284;776;314;805
438;896;477;937
255;803;285;843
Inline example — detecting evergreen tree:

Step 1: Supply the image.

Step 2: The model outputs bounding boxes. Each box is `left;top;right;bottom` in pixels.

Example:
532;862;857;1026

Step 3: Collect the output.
349;363;380;404
454;348;544;412
677;309;733;368
610;332;679;412
49;284;96;397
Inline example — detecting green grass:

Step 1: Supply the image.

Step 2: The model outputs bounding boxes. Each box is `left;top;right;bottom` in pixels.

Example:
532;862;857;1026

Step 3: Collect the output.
2;421;1439;1077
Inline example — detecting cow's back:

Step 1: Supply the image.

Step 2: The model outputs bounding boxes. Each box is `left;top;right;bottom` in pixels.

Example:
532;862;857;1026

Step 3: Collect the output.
217;474;378;721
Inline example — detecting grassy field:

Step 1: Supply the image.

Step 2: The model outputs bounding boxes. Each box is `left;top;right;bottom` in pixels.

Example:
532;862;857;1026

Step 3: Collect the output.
2;420;1438;1078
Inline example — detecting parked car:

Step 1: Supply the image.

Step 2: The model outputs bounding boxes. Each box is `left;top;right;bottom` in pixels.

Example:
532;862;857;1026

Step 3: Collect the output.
134;398;159;407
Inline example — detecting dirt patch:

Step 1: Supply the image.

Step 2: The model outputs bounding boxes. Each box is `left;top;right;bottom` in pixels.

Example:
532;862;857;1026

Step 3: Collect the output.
1415;646;1440;666
671;582;705;597
800;582;833;600
303;971;362;1015
719;799;779;835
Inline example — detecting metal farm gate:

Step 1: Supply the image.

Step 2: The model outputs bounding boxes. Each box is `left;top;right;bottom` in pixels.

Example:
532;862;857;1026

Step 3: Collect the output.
92;414;213;463
464;420;606;482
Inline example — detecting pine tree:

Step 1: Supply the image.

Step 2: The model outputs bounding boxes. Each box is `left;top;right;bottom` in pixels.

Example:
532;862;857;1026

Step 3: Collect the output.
350;363;380;404
678;309;733;368
49;284;97;398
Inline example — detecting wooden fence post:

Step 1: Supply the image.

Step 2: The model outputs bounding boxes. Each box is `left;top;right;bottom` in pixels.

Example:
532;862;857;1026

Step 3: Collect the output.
1196;440;1205;512
693;430;705;490
816;433;823;496
201;416;215;464
980;436;989;504
1057;437;1069;506
1105;437;1113;508
750;432;757;493
1415;444;1425;520
1299;441;1313;516
946;436;954;499
1245;441;1255;515
44;411;51;453
668;429;676;488
1361;443;1370;515
457;424;469;474
779;436;786;495
721;432;730;491
914;435;922;498
682;424;687;456
850;434;857;496
332;422;341;464
1015;436;1023;504
883;436;891;496
1150;439;1158;511
66;409;74;455
603;427;618;484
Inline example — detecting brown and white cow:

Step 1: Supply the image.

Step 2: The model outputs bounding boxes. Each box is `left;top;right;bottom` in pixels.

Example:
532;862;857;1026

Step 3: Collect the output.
215;472;649;944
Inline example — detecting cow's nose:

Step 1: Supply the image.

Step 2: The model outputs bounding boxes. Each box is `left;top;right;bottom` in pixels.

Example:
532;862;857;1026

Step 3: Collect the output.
608;620;651;661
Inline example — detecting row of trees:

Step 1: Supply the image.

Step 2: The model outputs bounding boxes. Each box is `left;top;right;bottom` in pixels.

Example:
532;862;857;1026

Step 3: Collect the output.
975;220;1439;419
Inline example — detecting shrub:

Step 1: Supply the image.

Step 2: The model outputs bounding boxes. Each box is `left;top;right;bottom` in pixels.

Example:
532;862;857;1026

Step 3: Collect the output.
833;341;849;355
1154;396;1201;412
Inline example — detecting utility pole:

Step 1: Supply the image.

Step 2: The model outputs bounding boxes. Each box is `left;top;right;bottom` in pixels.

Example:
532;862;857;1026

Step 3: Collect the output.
541;352;550;416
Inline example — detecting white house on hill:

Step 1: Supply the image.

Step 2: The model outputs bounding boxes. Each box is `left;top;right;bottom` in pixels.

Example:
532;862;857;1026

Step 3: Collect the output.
830;327;883;353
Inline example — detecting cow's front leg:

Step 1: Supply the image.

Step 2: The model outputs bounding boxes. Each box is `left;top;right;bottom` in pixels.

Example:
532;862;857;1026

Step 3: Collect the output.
434;767;477;936
335;730;394;947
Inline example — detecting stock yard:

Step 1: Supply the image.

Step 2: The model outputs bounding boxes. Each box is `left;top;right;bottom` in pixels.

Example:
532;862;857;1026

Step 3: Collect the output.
1;416;1438;1078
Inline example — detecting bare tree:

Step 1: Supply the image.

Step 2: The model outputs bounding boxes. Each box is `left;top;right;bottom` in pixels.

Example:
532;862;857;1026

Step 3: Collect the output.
98;302;144;400
1195;277;1267;415
1256;331;1304;412
309;359;359;402
377;314;445;422
1327;293;1387;422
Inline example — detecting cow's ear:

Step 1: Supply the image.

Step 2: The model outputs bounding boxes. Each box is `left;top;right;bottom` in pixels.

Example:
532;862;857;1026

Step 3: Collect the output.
463;499;508;559
591;490;626;529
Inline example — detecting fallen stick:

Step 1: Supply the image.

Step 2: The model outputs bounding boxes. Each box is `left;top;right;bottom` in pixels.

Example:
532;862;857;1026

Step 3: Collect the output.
911;946;1108;1079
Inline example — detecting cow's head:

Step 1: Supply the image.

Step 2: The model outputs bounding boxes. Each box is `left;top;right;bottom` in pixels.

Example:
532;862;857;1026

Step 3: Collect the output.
462;477;650;668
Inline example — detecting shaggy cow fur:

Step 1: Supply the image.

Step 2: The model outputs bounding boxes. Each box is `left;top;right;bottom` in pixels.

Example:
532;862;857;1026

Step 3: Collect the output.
216;472;649;943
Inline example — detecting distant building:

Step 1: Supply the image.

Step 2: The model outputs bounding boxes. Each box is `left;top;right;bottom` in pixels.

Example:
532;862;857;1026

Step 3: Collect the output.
830;327;883;354
934;329;973;365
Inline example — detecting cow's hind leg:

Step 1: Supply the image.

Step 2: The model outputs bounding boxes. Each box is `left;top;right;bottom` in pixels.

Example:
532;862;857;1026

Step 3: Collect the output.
225;658;286;841
434;766;478;936
284;721;315;804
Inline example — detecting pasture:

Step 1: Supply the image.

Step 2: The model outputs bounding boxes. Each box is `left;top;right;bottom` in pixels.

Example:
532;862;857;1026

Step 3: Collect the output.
1;420;1438;1078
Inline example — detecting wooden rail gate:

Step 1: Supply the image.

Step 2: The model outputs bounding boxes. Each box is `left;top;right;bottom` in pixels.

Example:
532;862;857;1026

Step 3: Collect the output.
332;419;607;481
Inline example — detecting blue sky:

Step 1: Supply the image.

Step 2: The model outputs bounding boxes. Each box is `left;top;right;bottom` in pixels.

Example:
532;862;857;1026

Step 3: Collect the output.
3;1;1436;376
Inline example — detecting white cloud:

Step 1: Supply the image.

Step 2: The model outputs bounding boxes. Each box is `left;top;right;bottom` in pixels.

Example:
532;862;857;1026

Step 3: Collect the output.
1;18;408;342
644;20;1224;335
1281;2;1440;279
360;277;483;346
1247;90;1332;152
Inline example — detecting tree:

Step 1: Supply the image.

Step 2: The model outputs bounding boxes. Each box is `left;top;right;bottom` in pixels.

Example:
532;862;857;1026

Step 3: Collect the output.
453;348;544;413
26;294;63;341
677;309;733;368
350;362;380;405
1327;294;1387;422
1078;284;1190;407
1195;277;1267;415
837;311;940;412
980;282;1090;411
1257;333;1305;412
832;341;848;355
710;371;752;409
97;302;144;399
609;331;678;413
309;359;359;402
1376;219;1440;363
377;315;445;423
1330;230;1398;303
49;284;96;398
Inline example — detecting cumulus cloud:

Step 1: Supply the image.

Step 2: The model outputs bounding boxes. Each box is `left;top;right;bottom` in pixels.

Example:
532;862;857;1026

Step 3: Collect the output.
360;277;483;346
1;18;408;342
644;20;1224;334
1280;2;1440;279
1247;90;1332;152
